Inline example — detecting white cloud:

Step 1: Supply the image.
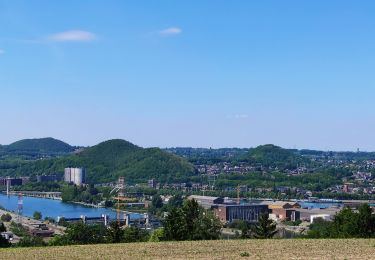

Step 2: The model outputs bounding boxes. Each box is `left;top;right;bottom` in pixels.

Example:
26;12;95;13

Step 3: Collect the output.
234;114;249;119
226;114;249;119
47;30;97;42
158;27;182;36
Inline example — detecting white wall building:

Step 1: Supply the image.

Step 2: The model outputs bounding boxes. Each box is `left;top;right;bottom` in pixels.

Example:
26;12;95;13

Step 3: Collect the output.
310;214;332;223
64;168;86;185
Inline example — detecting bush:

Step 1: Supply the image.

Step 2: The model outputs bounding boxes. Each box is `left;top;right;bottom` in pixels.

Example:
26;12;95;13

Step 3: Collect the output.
1;213;12;222
10;222;29;237
33;211;42;220
0;235;11;248
240;252;250;257
148;228;165;242
0;222;6;232
17;236;46;247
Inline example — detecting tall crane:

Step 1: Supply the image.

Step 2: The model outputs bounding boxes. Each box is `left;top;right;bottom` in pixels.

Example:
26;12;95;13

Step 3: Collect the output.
236;185;247;205
110;177;125;224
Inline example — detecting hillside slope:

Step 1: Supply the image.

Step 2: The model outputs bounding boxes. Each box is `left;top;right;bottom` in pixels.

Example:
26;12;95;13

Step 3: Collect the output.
4;139;195;184
1;239;373;260
239;144;310;169
2;137;74;155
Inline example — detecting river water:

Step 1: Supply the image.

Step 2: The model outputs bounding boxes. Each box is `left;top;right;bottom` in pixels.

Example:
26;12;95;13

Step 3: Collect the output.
0;193;139;221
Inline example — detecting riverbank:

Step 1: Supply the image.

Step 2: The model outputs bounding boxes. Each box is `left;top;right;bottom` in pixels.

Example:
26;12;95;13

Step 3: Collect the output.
68;200;104;208
0;208;66;237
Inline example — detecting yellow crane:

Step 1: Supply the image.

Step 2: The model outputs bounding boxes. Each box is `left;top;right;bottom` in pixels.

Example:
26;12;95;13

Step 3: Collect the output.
110;177;125;224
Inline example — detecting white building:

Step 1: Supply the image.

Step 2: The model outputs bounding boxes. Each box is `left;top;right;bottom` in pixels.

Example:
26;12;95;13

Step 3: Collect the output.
310;214;332;223
64;168;86;185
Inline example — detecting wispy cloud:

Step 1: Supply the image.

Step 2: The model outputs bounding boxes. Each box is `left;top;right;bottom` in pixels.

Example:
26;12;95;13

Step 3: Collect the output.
158;27;182;36
47;30;97;42
234;114;249;119
227;114;249;119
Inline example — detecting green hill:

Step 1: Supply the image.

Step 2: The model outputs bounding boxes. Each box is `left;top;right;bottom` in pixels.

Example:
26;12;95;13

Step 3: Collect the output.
239;144;308;169
6;139;195;184
5;137;74;154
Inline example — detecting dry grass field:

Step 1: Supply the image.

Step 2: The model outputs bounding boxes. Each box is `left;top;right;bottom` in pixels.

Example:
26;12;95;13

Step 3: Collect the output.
1;239;374;260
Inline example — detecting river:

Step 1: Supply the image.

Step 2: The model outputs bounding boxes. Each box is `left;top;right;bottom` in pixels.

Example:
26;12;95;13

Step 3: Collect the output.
0;193;140;221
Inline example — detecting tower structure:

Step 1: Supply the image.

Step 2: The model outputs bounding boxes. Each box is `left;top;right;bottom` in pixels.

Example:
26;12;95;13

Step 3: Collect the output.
6;176;10;196
17;193;23;220
110;177;126;224
117;177;125;223
237;185;240;205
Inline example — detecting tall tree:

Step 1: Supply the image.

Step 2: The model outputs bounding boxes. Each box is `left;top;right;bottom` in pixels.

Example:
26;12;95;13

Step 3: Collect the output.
332;207;359;238
357;204;375;238
106;221;124;243
163;207;187;241
253;213;277;239
163;199;222;241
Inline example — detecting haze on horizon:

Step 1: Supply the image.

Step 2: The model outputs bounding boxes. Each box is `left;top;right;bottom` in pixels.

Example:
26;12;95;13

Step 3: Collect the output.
1;1;375;151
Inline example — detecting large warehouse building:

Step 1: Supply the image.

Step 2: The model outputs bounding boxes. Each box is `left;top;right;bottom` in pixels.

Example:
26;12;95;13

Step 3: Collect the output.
213;204;269;223
64;167;86;186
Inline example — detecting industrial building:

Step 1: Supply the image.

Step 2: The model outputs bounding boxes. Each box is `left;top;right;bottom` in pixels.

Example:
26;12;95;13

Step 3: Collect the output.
0;177;23;186
64;167;86;185
297;207;340;222
188;195;224;209
261;201;301;221
36;175;62;183
148;179;157;189
213;204;269;223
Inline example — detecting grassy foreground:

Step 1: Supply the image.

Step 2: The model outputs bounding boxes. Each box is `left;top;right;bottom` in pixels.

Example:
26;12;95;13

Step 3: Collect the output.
1;239;374;259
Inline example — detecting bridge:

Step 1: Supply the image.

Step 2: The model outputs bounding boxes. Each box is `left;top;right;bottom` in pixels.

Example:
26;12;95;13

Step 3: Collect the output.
7;191;62;199
57;212;157;227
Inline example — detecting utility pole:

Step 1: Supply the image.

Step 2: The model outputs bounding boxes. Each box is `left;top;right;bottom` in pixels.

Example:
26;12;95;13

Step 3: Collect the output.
6;176;10;196
237;185;240;205
17;193;23;222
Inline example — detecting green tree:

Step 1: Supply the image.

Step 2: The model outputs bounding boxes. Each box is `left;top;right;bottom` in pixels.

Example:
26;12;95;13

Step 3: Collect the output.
152;195;163;209
357;204;375;238
307;204;375;239
0;235;11;248
148;228;165;242
229;220;253;238
167;194;184;208
106;221;124;243
307;218;333;238
123;226;149;243
183;199;200;240
253;213;277;239
1;214;12;222
0;222;6;232
193;211;222;240
332;207;359;238
33;211;42;220
163;199;222;241
163;207;188;241
50;222;107;245
17;236;46;247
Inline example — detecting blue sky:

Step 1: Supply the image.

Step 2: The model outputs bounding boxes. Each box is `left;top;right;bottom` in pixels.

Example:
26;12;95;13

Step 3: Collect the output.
1;1;375;151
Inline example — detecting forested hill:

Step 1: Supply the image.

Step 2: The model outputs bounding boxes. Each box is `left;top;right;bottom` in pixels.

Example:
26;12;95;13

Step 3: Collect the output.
238;144;309;169
165;145;310;169
0;137;74;157
1;139;195;184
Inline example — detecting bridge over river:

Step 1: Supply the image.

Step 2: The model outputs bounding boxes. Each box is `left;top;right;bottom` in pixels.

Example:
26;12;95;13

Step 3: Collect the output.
7;191;62;199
